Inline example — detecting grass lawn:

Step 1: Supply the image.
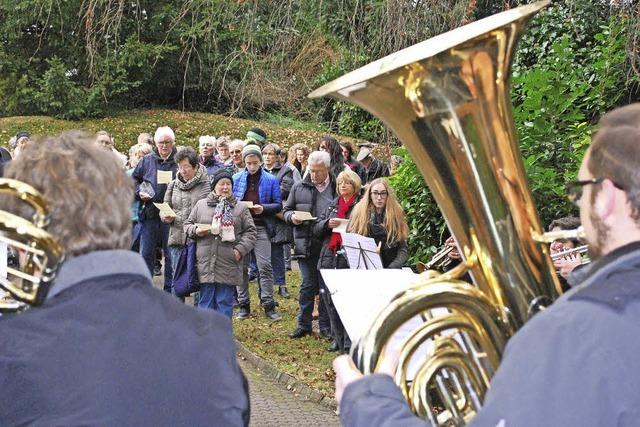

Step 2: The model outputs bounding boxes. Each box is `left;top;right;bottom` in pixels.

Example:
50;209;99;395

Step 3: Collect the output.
0;109;341;154
233;268;337;397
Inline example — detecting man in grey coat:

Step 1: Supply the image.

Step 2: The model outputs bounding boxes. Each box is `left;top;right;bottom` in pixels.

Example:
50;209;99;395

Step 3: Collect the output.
334;104;640;427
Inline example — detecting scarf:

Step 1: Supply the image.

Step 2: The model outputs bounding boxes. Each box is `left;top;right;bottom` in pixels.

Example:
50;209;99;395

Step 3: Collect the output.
176;164;206;191
211;196;235;242
327;195;357;253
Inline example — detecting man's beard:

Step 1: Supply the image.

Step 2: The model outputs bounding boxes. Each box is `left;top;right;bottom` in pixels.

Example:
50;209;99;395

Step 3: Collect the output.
588;210;610;260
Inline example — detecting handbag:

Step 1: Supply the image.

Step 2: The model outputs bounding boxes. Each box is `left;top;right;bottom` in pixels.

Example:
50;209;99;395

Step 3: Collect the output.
173;239;200;297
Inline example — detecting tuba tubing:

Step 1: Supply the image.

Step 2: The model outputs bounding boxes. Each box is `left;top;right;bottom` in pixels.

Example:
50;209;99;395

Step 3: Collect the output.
310;1;554;424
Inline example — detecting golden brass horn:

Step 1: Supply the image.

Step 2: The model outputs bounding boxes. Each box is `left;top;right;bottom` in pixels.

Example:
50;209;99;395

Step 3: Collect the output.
310;1;562;424
0;178;64;312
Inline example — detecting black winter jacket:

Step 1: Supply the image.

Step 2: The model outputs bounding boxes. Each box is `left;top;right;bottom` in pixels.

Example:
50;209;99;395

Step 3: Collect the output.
313;196;359;269
369;211;408;268
283;174;336;258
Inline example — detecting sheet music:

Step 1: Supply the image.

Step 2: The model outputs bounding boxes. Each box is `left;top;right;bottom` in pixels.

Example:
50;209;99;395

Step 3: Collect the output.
333;218;349;234
321;269;452;380
340;232;383;269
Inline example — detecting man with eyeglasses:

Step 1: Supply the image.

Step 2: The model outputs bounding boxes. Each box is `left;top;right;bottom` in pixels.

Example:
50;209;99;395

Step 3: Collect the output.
229;139;247;173
333;103;640;426
132;126;179;296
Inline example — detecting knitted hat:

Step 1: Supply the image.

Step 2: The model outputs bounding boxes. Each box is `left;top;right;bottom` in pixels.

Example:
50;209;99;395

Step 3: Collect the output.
211;168;234;189
242;143;263;163
246;128;266;144
15;130;30;142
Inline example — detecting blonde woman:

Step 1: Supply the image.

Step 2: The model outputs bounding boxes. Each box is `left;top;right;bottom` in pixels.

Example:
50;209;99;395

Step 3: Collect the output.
289;143;310;176
347;178;409;268
313;169;362;353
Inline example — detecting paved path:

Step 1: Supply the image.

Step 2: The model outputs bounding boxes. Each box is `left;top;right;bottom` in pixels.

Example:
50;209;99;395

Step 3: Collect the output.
240;359;340;427
152;272;340;426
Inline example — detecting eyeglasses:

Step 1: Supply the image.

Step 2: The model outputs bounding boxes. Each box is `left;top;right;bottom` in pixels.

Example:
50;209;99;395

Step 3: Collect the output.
371;191;388;199
157;140;173;145
565;178;624;207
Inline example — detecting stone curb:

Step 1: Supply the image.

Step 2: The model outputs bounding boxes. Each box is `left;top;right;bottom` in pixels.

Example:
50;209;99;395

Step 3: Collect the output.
235;339;338;411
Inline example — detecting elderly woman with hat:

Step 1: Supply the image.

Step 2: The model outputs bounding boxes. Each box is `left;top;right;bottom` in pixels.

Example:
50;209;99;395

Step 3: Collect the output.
184;169;257;318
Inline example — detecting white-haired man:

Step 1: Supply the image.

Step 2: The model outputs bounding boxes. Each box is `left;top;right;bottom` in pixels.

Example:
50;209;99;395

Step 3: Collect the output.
334;104;640;426
284;151;335;339
132;126;178;295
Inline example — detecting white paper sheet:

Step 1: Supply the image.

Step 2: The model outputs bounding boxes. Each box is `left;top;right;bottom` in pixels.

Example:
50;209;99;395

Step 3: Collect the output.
320;269;454;380
156;170;173;184
340;232;383;269
153;202;176;217
293;210;316;221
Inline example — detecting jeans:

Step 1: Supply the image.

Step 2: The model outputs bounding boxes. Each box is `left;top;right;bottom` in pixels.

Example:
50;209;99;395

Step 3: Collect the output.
296;255;319;331
167;244;184;282
131;221;141;252
236;226;274;308
139;218;172;292
283;243;292;269
271;242;286;286
198;282;235;319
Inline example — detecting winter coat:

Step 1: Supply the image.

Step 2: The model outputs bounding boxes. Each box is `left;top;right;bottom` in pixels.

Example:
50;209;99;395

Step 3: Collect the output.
232;168;282;237
365;157;390;183
346;158;368;185
368;211;408;268
0;250;250;426
164;164;211;246
132;148;178;221
265;162;295;244
184;193;256;286
201;156;227;177
283;174;337;258
313;196;360;269
340;241;640;427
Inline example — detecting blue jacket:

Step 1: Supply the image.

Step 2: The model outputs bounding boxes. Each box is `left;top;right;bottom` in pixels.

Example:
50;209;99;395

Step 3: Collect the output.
340;241;640;427
0;250;250;426
131;148;178;220
233;168;282;235
201;155;229;177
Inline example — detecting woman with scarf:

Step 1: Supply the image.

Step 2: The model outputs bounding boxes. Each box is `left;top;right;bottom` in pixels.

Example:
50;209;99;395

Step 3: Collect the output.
347;178;409;269
184;169;257;318
313;169;362;353
162;147;211;298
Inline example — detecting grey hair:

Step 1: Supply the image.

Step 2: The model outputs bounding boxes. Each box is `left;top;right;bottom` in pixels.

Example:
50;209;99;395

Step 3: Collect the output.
307;150;330;168
154;126;175;143
229;139;245;150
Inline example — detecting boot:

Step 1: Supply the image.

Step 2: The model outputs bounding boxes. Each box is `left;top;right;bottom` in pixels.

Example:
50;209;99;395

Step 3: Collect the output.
236;303;250;320
278;285;290;299
263;303;282;321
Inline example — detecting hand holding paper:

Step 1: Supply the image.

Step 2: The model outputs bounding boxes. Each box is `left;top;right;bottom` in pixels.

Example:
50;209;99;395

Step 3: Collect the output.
153;203;176;217
293;211;316;221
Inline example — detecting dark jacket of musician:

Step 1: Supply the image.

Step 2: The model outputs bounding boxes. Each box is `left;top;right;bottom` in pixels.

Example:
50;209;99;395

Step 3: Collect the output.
0;250;250;426
339;241;640;427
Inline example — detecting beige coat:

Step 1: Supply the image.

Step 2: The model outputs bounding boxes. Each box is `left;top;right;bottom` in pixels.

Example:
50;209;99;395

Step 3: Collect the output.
184;193;256;286
164;164;211;246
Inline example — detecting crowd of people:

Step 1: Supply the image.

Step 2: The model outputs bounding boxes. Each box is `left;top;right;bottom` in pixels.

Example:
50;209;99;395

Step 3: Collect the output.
3;103;640;426
1;125;400;352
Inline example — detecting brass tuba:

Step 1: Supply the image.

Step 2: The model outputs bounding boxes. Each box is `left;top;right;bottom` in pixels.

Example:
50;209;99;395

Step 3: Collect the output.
310;1;565;425
0;178;64;313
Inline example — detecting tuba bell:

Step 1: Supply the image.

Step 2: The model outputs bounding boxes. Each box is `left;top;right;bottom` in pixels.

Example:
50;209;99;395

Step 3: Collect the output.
0;178;64;313
310;1;568;425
